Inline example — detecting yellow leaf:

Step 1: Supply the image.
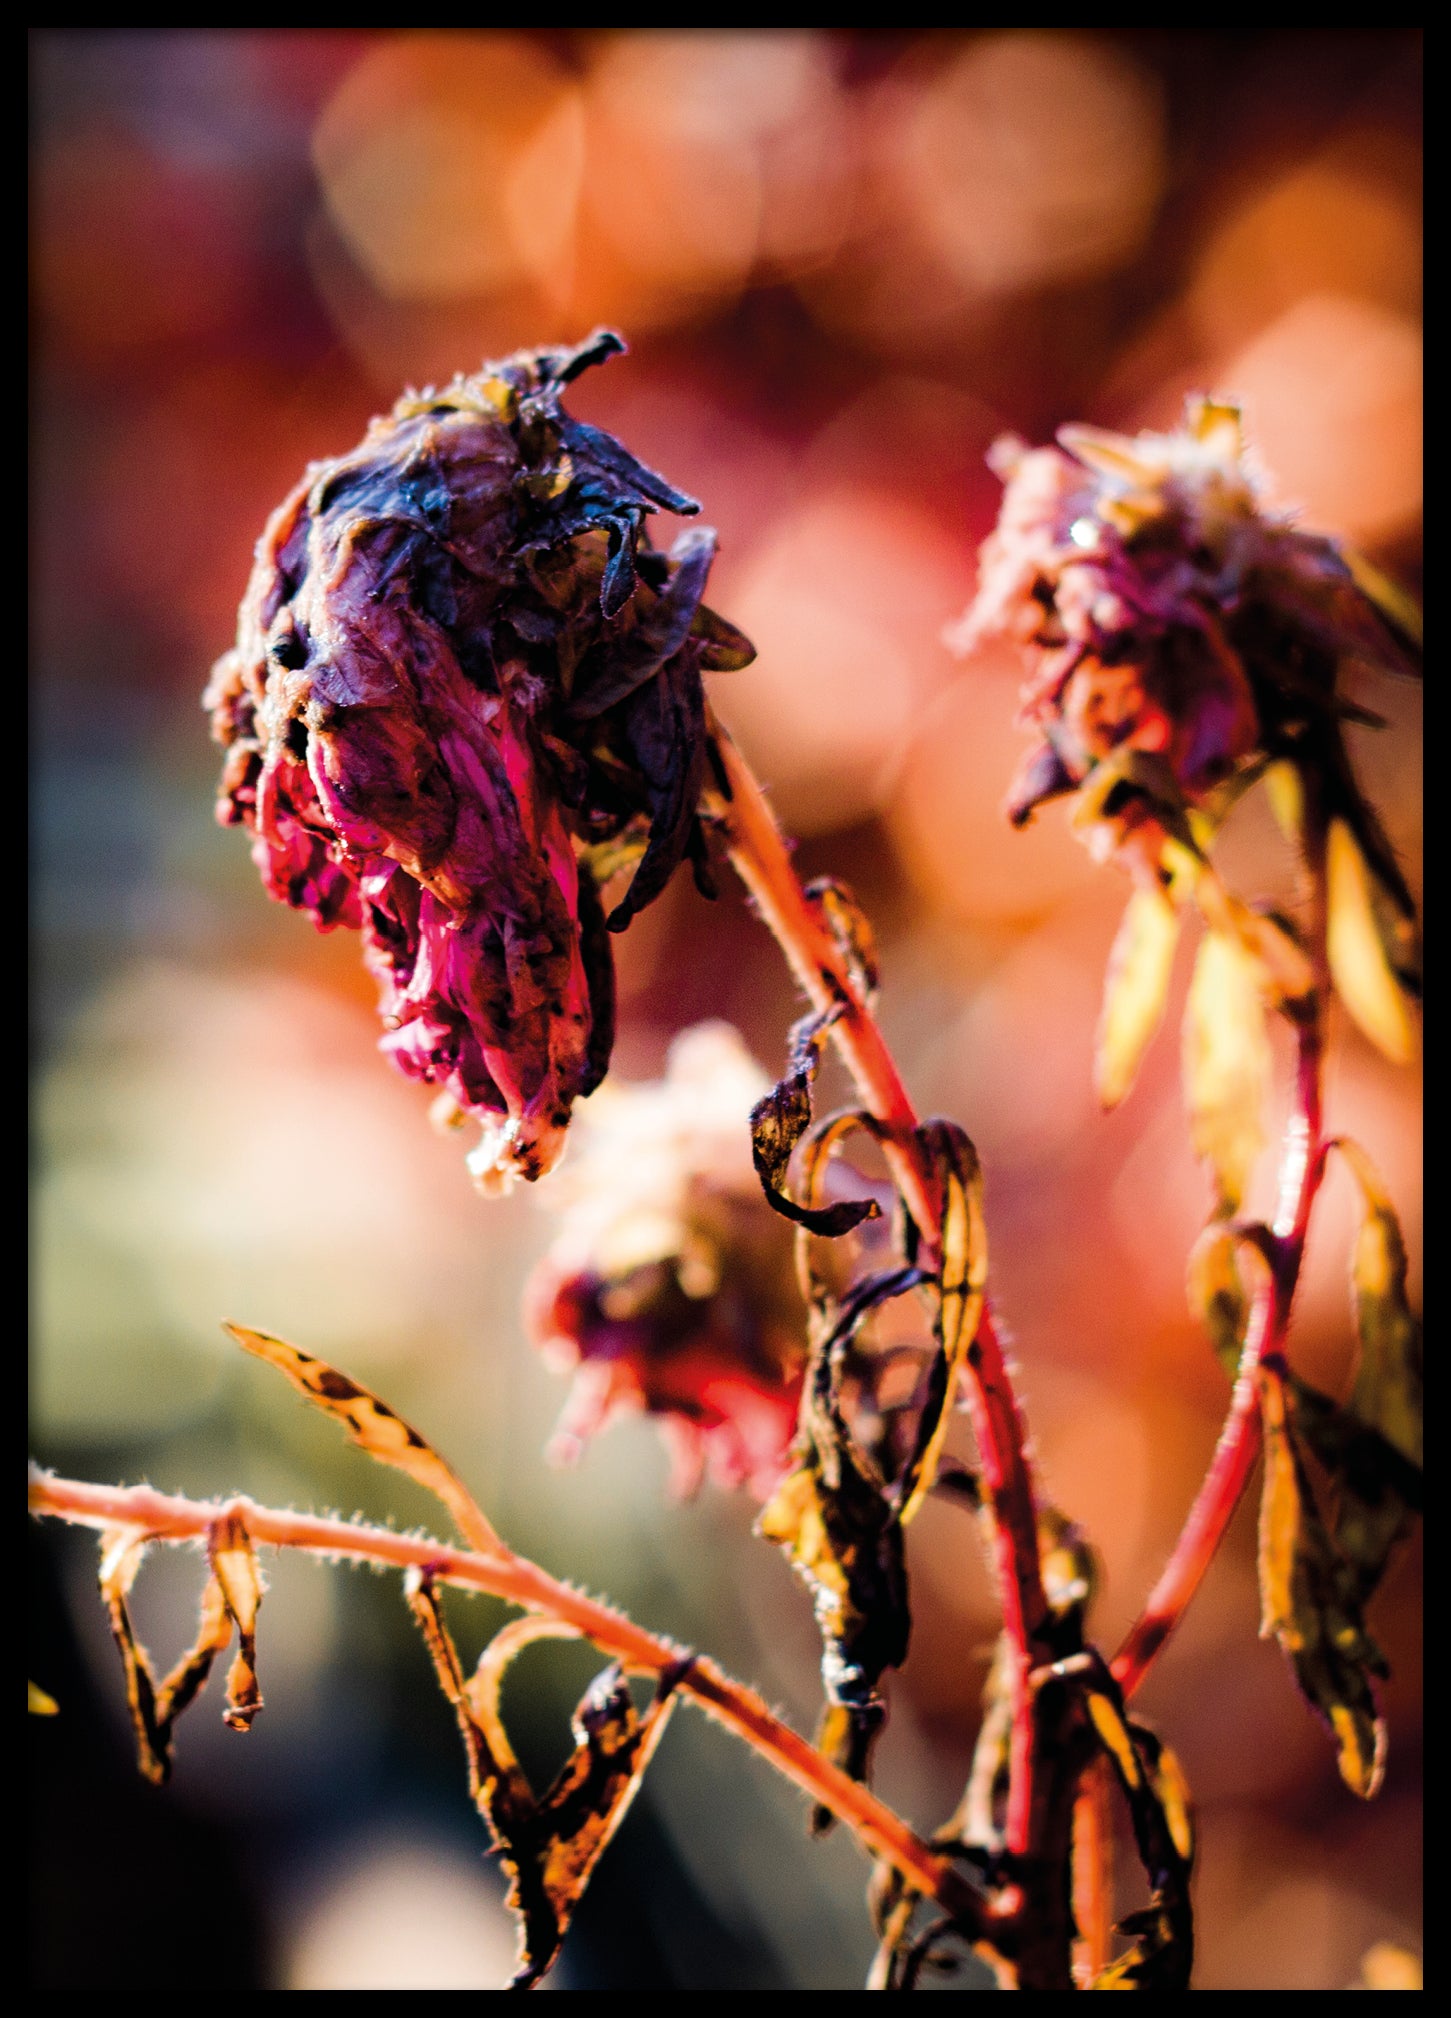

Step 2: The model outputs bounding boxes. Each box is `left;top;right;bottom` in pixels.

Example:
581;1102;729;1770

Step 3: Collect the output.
1263;759;1304;846
1256;1370;1387;1798
1095;887;1182;1109
226;1323;504;1557
29;1681;59;1716
1326;821;1418;1064
1334;1140;1423;1470
1182;930;1270;1213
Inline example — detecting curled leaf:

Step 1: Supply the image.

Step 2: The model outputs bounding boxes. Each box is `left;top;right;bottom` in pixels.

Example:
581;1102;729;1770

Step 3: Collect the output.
1185;1219;1278;1379
897;1121;987;1526
1257;1367;1387;1798
226;1322;503;1557
1078;1669;1194;1990
757;1267;925;1807
404;1578;684;1990
1326;820;1420;1064
209;1508;264;1732
99;1516;262;1785
1182;930;1271;1214
804;877;880;1002
1095;885;1182;1110
749;1009;881;1237
1335;1139;1423;1470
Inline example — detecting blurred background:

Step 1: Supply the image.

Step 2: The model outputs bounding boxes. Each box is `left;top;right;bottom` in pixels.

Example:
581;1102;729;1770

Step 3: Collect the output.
31;29;1420;1991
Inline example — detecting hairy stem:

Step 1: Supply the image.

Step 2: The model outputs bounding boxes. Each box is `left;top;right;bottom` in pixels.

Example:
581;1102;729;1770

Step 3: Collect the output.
704;720;1050;1861
1112;817;1330;1700
29;1466;985;1929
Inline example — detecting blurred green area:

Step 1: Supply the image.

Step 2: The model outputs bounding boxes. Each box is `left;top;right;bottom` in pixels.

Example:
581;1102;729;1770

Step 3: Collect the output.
31;29;1419;1990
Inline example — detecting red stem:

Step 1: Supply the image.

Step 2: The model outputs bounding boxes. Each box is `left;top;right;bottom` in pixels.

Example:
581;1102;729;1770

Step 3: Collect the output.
1112;844;1330;1700
707;722;1050;1854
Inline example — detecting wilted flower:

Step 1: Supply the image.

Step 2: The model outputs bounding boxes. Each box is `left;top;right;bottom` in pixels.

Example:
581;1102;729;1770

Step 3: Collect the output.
952;396;1419;849
523;1023;806;1498
205;330;753;1190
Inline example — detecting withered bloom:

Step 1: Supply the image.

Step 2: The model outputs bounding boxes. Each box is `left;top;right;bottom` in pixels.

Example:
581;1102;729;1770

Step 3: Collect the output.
523;1024;805;1499
952;398;1420;885
206;331;753;1189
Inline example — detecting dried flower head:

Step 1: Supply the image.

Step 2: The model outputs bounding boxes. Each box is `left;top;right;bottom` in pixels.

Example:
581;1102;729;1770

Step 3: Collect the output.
523;1023;805;1499
952;395;1419;843
953;396;1421;1078
206;330;753;1190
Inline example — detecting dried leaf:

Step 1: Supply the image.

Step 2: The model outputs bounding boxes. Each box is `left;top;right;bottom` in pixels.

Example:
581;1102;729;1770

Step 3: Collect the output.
1079;1671;1194;1990
1326;820;1419;1064
1257;1368;1387;1798
789;1105;886;1313
404;1579;683;1990
29;1681;59;1716
99;1529;168;1784
1185;1220;1277;1379
1339;546;1424;655
757;1268;923;1809
897;1122;988;1525
226;1323;503;1557
209;1508;264;1731
749;1009;881;1237
98;1521;255;1784
1287;1375;1420;1605
1182;930;1270;1214
1095;885;1182;1109
1335;1139;1423;1470
804;876;880;1001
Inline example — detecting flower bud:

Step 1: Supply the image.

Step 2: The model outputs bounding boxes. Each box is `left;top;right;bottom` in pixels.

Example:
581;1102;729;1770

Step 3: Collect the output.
205;331;754;1189
523;1024;805;1498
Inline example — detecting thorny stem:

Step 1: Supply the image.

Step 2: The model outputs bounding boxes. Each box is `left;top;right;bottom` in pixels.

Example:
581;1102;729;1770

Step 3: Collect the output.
704;721;1052;1867
29;1467;985;1933
1111;815;1331;1701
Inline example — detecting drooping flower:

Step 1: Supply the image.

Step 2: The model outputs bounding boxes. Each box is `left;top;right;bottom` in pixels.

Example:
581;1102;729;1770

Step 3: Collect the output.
205;331;753;1190
522;1023;806;1499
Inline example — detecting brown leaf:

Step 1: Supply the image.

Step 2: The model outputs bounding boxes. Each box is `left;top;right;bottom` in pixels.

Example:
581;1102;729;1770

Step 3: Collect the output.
1335;1140;1423;1469
1079;1673;1195;1990
1257;1367;1387;1798
404;1578;683;1990
1182;930;1271;1214
804;876;880;1001
1095;885;1182;1110
1185;1220;1277;1379
226;1323;503;1557
897;1121;988;1526
749;1009;881;1238
208;1509;264;1731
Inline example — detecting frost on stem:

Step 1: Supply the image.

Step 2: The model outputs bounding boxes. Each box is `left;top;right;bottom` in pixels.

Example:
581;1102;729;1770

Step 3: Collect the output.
205;329;753;1192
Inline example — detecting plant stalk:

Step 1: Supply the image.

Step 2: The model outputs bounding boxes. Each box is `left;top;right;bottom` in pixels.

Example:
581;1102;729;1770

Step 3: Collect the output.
29;1465;987;1930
